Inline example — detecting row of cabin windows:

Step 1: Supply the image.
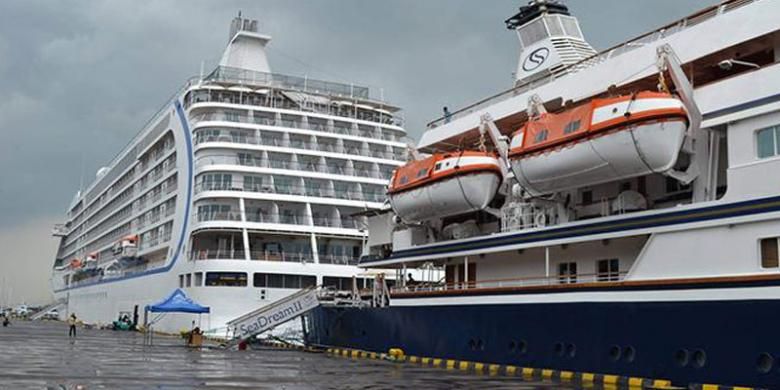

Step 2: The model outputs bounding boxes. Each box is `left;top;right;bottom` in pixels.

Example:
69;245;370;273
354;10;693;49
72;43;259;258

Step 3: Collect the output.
558;259;620;284
178;272;378;289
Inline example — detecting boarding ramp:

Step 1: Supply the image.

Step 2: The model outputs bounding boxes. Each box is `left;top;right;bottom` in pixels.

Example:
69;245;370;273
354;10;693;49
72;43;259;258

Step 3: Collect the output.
224;286;320;348
29;299;67;321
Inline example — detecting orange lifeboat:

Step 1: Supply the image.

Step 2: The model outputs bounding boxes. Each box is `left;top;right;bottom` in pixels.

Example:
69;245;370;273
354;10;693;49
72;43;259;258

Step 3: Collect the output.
387;151;502;222
508;91;689;195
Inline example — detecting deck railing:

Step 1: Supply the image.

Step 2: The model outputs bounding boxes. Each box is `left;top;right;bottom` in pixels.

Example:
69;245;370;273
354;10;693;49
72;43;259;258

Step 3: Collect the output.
193;133;405;161
391;271;630;294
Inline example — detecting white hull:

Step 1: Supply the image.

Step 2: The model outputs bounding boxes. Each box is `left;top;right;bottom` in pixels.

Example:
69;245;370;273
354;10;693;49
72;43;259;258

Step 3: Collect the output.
389;172;501;222
511;120;687;195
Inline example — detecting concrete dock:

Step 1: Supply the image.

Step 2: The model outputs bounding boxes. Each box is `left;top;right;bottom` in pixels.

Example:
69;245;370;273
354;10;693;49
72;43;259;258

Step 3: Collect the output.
0;320;564;389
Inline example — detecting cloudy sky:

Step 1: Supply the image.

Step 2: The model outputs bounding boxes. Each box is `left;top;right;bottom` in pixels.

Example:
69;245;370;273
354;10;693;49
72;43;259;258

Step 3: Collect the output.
0;0;716;305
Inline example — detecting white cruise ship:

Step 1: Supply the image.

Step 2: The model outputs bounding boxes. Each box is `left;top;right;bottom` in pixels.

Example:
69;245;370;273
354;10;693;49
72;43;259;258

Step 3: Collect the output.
50;15;408;332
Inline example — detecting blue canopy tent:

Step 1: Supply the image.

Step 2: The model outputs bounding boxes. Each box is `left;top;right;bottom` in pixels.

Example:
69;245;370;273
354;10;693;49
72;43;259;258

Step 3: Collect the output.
146;289;210;314
144;289;210;345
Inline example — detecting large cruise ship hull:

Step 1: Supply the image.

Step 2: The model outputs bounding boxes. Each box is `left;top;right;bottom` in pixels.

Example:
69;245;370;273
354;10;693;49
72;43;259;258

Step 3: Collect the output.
305;283;780;388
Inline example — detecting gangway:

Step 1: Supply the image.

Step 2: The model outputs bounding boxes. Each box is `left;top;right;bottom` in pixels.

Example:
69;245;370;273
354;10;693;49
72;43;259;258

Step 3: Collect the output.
224;286;321;348
29;299;67;321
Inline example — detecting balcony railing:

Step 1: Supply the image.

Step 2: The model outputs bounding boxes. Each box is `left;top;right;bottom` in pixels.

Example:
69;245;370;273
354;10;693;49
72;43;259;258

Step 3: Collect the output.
391;272;630;294
194;181;386;203
190;110;402;142
189;248;315;263
192;208;364;230
194;154;389;180
194;211;243;222
194;133;406;161
318;254;359;265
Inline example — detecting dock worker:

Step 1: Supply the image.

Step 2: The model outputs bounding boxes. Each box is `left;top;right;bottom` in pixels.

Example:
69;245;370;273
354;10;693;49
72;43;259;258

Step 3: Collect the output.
443;106;452;123
2;315;9;327
68;313;78;338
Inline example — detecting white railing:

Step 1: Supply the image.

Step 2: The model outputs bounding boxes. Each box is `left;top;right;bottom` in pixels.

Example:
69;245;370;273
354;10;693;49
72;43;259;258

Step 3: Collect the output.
392;272;629;294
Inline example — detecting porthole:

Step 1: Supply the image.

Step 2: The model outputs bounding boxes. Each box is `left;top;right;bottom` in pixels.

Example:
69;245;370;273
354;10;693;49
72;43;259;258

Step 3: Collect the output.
566;343;576;358
517;340;528;355
609;345;622;361
692;349;707;368
675;349;690;367
554;342;564;356
623;346;636;363
757;353;773;374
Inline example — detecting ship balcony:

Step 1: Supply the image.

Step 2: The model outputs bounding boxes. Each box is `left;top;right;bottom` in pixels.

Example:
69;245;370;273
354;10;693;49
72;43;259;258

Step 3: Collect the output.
189;108;405;143
193;130;407;161
194;153;392;182
193;199;367;232
188;230;360;264
184;83;405;128
193;177;386;204
187;248;358;265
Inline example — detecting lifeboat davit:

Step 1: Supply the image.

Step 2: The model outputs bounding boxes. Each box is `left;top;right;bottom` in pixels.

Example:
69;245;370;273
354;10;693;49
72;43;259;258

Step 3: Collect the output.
508;91;689;196
388;151;502;222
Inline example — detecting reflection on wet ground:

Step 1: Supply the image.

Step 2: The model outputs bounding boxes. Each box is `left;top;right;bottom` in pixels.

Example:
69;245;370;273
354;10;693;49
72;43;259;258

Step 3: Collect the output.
0;321;577;389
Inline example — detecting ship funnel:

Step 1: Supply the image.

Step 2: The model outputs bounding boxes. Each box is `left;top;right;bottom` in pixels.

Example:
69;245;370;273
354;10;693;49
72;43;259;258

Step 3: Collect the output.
506;0;596;86
218;13;272;73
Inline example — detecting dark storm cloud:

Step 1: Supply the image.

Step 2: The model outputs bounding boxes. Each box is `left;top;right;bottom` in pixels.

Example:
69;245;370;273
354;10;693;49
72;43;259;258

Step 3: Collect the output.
0;0;717;227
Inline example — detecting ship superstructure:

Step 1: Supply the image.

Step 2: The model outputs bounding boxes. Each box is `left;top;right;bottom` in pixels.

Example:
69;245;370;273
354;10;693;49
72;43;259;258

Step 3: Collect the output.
51;15;408;331
305;1;780;388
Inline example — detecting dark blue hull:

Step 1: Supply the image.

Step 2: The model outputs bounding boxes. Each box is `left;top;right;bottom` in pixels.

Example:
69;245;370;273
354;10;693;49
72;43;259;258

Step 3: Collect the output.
305;300;780;388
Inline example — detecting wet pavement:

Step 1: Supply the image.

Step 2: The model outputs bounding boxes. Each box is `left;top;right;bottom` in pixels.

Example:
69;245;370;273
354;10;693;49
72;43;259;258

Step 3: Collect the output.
0;320;577;389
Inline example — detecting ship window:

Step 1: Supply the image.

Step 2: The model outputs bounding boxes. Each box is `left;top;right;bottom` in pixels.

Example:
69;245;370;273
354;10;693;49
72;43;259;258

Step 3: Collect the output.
178;274;184;288
581;190;593;205
185;273;192;287
194;272;203;287
563;120;581;135
558;262;577;284
597;259;620;281
205;272;247;287
416;168;428;178
760;238;779;268
323;276;353;291
756;126;780;158
399;176;408;185
434;163;442;171
534;129;549;144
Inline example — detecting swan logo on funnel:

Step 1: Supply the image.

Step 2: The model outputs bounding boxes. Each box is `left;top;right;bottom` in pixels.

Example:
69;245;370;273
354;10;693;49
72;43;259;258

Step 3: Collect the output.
522;47;550;71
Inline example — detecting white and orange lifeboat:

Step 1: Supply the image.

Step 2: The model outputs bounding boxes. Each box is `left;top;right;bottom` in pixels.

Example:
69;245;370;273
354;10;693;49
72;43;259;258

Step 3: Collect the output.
387;151;502;223
508;91;689;196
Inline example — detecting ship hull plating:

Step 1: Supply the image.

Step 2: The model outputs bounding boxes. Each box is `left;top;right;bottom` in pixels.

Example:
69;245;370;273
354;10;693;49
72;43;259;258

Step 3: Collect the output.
306;292;780;387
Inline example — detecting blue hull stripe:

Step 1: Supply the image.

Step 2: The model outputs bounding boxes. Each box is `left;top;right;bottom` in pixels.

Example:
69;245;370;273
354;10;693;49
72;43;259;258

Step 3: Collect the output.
363;195;780;264
56;101;193;292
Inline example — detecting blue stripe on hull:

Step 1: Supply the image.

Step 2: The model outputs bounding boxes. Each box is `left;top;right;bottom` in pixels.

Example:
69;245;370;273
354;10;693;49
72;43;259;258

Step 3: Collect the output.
306;301;780;387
